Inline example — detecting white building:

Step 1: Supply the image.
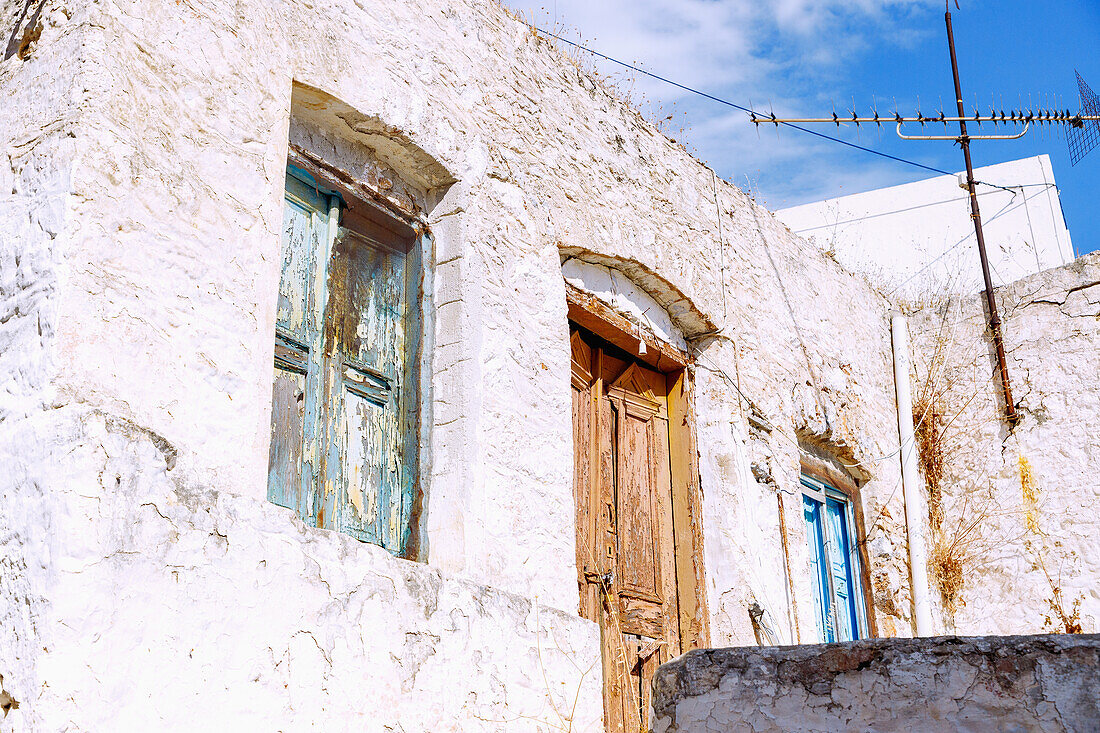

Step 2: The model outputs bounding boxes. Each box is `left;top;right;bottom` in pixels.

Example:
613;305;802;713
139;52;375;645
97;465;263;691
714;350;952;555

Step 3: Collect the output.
776;155;1075;300
2;1;1098;731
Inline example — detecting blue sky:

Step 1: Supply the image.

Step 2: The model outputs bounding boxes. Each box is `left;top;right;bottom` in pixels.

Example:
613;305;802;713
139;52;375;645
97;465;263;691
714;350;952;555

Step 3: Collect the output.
503;0;1100;255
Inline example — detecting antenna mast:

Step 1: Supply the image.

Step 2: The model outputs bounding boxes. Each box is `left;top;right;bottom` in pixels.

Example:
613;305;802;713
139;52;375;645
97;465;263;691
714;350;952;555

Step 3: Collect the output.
944;3;1017;424
748;5;1100;425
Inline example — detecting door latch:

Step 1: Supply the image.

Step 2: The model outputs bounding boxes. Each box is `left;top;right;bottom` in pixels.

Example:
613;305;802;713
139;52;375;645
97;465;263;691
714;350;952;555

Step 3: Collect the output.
583;568;614;587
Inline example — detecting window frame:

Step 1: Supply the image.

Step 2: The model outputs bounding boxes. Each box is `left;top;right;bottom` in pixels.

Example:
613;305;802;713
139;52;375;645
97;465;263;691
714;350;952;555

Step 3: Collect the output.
800;473;869;643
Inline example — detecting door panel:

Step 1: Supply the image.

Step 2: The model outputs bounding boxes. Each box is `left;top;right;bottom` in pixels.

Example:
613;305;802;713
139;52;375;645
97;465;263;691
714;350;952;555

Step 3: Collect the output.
571;326;684;733
825;497;857;642
268;367;306;512
341;384;389;542
653;415;682;658
278;174;327;341
615;405;660;601
325;227;407;374
804;495;833;642
323;226;409;552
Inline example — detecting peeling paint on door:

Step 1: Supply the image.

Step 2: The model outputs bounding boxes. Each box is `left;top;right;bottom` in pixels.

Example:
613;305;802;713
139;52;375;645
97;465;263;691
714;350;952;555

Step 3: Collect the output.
268;165;418;555
571;327;683;733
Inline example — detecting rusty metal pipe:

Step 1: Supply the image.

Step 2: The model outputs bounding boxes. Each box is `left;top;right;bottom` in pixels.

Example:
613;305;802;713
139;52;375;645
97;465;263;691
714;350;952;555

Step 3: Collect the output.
945;7;1018;424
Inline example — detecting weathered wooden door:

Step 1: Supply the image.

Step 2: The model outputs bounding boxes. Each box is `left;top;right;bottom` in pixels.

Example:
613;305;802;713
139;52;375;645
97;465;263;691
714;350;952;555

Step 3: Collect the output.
268;165;417;555
571;327;682;733
319;208;413;551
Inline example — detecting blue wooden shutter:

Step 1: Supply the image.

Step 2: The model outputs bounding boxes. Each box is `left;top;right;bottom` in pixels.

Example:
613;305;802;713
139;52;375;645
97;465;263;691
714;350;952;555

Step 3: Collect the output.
824;497;860;642
803;495;834;642
268;171;335;519
320;211;413;554
269;163;416;556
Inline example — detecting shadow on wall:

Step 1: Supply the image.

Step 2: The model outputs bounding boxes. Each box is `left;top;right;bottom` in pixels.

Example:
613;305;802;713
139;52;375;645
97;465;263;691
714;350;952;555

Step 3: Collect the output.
0;673;18;718
3;0;44;61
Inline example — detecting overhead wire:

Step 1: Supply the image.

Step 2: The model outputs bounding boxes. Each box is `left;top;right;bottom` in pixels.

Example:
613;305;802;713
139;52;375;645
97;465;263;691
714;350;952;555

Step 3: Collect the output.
536;27;1015;477
790;182;1056;235
532;27;1015;193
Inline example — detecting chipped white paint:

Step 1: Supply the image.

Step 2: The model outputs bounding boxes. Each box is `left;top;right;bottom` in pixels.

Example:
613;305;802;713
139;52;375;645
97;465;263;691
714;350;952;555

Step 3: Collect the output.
1;410;602;732
563;258;687;351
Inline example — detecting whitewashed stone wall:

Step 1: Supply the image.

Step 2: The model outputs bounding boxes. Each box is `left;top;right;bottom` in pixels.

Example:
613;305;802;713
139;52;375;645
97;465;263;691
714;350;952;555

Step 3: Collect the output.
909;253;1100;636
1;408;602;731
0;0;952;728
0;0;84;722
652;635;1100;732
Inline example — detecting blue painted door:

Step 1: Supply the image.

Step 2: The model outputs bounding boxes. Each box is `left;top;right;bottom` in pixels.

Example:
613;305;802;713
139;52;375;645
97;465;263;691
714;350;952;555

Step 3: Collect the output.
803;495;835;642
825;497;859;642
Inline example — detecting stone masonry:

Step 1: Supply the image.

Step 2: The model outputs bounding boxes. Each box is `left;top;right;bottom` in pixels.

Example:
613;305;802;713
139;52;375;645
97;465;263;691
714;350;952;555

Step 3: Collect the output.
652;635;1100;733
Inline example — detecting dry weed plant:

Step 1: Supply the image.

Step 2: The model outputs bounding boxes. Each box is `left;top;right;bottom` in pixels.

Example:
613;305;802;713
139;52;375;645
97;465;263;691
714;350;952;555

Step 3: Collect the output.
1033;544;1084;634
1019;456;1085;634
912;394;945;536
533;598;600;732
472;597;599;731
909;295;1027;621
1019;454;1041;534
924;480;1019;617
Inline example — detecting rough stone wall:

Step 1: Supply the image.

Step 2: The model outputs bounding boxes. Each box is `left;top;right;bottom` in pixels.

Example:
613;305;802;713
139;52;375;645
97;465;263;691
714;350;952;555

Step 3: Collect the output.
0;409;601;732
652;635;1100;732
0;0;89;718
0;0;71;420
909;253;1100;636
1;0;921;727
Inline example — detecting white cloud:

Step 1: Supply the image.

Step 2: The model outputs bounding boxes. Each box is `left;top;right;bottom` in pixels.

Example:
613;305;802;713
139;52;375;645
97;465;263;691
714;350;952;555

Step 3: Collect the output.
504;0;941;208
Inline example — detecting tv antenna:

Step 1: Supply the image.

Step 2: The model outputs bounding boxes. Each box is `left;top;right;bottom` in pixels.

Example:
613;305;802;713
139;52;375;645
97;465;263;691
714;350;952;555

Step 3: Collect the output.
754;3;1100;426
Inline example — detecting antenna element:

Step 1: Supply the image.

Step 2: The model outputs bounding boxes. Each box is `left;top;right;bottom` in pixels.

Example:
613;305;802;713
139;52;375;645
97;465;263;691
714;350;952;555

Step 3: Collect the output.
1068;71;1100;165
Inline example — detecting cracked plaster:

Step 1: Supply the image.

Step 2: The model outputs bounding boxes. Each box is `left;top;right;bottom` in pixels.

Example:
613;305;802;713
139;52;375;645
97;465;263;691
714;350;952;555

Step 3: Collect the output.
5;0;1097;728
909;253;1100;636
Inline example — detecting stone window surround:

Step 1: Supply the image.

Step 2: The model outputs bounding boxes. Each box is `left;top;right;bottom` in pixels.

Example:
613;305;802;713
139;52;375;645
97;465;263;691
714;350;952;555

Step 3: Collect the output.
275;95;444;561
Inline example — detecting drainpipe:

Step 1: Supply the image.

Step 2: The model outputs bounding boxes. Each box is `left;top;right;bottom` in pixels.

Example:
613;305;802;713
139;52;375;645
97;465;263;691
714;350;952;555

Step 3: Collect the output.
890;313;934;636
